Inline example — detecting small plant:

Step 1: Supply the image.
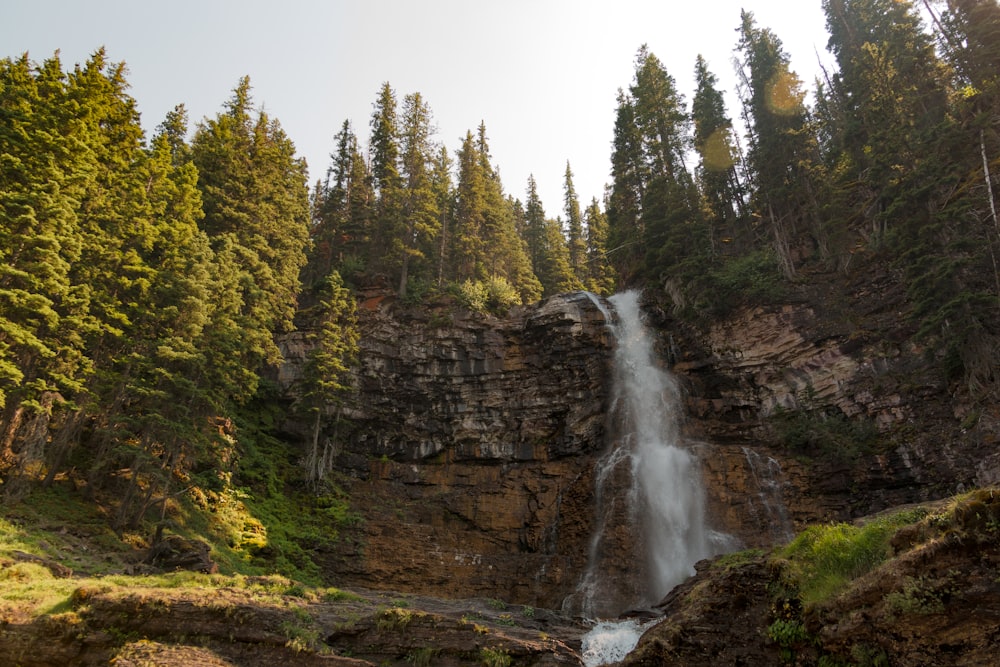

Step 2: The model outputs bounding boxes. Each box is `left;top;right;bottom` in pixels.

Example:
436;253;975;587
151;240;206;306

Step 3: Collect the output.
376;606;416;632
496;613;515;626
323;587;363;603
280;617;320;653
487;597;506;610
767;618;809;663
884;576;946;617
521;605;534;618
479;646;512;667
406;647;439;666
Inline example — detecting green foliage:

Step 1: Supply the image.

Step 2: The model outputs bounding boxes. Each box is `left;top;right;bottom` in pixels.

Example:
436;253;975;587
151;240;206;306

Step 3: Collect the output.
775;508;927;606
700;249;786;315
479;647;512;667
883;575;948;617
376;606;418;632
281;612;321;653
767;618;809;659
455;275;521;315
407;647;439;666
771;407;879;464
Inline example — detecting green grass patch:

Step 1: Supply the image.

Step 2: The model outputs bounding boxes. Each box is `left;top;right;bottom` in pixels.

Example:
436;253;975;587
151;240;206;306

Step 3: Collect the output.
713;548;765;570
775;508;927;606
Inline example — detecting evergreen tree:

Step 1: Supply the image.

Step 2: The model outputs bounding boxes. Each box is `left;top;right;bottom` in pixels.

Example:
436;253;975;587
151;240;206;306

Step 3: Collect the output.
736;11;826;277
608;45;708;295
692;55;748;254
192;76;310;401
369;82;403;278
0;53;89;473
300;271;358;483
607;90;645;280
523;175;548;279
397;92;440;299
563;162;588;283
307;119;357;285
822;0;950;241
584;197;617;295
450;130;487;282
431;144;454;287
475;123;542;303
523;176;577;296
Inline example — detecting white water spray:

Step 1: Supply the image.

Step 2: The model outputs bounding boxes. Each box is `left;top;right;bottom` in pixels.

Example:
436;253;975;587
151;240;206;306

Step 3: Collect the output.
569;290;730;620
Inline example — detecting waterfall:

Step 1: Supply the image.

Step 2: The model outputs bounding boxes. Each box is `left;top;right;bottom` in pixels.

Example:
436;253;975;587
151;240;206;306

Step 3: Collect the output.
742;446;795;543
568;290;731;619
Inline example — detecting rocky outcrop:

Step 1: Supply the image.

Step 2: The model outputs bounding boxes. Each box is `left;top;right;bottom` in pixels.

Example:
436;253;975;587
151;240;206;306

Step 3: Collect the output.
275;280;999;610
621;489;1000;667
278;292;612;608
660;282;1000;529
0;581;585;666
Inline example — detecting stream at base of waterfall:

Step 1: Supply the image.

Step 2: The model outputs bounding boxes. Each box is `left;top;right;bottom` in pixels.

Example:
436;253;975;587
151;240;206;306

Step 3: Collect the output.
571;291;737;666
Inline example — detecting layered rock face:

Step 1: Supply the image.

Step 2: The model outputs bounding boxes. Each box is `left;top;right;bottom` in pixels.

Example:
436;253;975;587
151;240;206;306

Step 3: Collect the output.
665;293;999;531
279;291;613;608
277;285;997;609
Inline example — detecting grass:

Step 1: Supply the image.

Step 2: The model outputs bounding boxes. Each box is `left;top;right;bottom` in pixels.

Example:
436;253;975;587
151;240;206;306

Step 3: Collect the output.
774;507;928;606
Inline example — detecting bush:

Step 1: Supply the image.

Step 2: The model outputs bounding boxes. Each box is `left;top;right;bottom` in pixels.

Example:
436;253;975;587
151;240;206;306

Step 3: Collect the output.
479;647;512;667
456;275;521;315
772;408;878;464
701;249;786;315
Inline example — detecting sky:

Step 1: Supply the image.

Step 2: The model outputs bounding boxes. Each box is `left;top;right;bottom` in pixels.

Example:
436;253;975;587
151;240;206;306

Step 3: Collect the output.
1;0;835;217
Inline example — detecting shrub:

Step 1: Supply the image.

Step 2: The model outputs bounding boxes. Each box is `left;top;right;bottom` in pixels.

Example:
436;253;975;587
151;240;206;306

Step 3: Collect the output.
456;276;521;315
479;647;512;667
772;408;879;464
701;249;786;315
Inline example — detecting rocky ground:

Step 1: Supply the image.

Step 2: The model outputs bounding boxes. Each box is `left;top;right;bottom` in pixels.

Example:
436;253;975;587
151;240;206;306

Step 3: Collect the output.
621;489;1000;666
0;576;586;666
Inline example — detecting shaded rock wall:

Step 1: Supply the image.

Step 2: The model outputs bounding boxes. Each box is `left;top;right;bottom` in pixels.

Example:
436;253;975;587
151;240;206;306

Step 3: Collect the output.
276;287;997;607
664;294;999;528
279;292;614;608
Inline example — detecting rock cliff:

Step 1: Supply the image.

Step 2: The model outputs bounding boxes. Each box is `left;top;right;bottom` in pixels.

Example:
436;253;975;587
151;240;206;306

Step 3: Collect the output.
276;279;998;613
278;291;613;609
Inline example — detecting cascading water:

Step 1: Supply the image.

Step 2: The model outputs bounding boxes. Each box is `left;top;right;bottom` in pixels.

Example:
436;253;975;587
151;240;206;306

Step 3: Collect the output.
742;446;795;543
572;290;733;665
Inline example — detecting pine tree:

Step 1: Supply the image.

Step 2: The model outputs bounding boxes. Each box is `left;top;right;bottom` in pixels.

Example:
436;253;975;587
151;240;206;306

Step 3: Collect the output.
475;123;542;303
563;162;588;283
369;82;403;278
607;90;645;280
736;11;825;277
431;144;454;288
821;0;950;240
607;45;708;294
584;197;617;295
692;55;748;254
0;53;89;474
397;92;441;299
192;76;310;401
523;176;577;296
301;271;358;483
450;130;487;282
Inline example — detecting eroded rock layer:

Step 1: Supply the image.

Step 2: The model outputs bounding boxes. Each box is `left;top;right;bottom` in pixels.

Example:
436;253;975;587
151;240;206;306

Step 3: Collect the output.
276;286;996;608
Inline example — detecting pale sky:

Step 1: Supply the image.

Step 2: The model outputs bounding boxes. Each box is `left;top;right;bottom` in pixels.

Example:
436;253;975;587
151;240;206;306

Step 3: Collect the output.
1;0;833;217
